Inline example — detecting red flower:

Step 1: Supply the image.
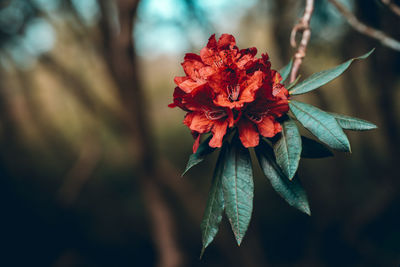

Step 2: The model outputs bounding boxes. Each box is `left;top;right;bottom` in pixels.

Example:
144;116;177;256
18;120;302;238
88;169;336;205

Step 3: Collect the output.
169;86;234;152
169;34;289;151
237;71;289;147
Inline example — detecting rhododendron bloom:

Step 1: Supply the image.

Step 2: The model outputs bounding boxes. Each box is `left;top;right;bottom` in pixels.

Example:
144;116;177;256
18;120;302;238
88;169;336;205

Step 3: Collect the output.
169;34;289;151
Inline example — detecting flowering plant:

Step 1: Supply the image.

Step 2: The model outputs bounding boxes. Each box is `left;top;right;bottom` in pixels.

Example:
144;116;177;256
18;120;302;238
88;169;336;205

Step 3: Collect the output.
169;34;376;256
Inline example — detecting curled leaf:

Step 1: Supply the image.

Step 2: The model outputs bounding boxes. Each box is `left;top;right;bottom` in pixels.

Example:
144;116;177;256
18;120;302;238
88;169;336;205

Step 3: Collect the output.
330;112;377;131
289;49;374;95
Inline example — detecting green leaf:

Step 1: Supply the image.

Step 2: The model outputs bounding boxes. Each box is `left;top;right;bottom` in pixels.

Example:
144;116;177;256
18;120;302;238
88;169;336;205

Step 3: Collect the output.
330;112;378;131
279;59;293;83
255;140;310;215
222;137;254;246
289;100;351;152
182;136;216;176
273;117;302;180
200;143;228;258
286;75;301;90
289;49;374;95
301;136;333;158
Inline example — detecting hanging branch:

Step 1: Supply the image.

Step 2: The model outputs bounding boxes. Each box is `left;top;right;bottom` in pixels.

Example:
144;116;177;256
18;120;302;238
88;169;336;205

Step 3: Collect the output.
381;0;400;17
328;0;400;52
289;0;315;83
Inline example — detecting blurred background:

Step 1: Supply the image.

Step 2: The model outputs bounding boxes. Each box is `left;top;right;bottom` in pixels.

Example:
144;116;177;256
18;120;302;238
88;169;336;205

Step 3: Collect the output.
0;0;399;266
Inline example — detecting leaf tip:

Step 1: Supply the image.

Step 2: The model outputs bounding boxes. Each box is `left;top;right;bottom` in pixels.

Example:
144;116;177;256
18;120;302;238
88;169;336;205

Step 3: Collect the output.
300;203;311;216
288;170;296;180
182;157;202;177
234;233;243;246
305;209;311;216
181;168;189;177
199;247;206;259
365;48;375;57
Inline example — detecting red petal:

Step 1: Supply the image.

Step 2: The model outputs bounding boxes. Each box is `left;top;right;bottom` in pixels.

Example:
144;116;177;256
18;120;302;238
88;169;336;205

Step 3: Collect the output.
192;133;201;153
175;78;206;93
184;53;202;62
200;47;216;66
217;34;236;49
207;34;217;49
240;47;257;57
237;47;257;69
239;71;263;104
226;109;235;128
184;112;212;133
209;120;228;148
238;118;260;148
268;100;289;117
182;58;205;80
213;93;235;109
174;76;188;86
257;116;282;137
198;66;215;77
169;87;187;110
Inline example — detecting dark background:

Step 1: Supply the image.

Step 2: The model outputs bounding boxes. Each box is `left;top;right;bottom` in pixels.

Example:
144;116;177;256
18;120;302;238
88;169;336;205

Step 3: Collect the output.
0;0;399;266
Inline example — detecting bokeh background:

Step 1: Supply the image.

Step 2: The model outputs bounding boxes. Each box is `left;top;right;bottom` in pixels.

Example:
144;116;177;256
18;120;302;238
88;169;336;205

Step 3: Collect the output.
1;0;399;266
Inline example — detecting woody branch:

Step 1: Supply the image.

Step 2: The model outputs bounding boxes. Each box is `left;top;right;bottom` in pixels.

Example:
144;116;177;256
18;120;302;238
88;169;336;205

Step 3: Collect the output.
381;0;400;17
328;0;400;52
289;0;314;83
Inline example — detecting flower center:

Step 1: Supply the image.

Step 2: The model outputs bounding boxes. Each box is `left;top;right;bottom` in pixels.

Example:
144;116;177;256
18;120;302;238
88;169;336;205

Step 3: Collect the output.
245;110;269;123
227;84;240;102
213;58;223;68
204;109;227;120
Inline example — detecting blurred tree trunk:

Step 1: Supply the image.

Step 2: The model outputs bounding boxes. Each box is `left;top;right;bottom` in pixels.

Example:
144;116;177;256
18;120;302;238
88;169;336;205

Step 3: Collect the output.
97;1;184;266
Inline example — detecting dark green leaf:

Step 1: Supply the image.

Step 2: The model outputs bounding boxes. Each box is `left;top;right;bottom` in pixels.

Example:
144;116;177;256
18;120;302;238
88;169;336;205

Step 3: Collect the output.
301;136;333;158
289;100;351;152
273;117;302;180
255;140;310;215
279;59;293;83
330;112;378;131
182;136;216;176
200;143;228;258
290;49;374;95
222;137;254;246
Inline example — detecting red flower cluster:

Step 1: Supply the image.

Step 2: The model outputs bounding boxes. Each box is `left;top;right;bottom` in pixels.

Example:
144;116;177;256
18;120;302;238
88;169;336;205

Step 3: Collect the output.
169;34;289;152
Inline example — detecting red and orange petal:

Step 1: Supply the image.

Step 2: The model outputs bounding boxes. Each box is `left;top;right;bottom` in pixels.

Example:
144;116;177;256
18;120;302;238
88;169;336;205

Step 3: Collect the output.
192;131;201;153
209;120;229;148
267;100;290;118
217;34;236;49
183;112;213;133
184;115;231;152
237;71;264;103
236;47;257;69
238;118;260;148
257;116;282;138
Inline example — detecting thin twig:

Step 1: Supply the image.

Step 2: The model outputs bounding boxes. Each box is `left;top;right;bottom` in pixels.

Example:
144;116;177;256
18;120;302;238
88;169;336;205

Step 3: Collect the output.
328;0;400;51
381;0;400;17
289;0;314;83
